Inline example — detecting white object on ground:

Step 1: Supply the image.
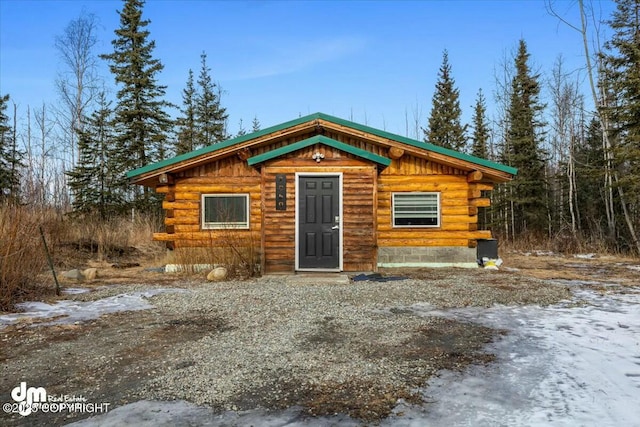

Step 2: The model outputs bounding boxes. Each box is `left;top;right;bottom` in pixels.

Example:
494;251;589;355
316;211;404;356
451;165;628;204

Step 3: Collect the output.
573;253;597;259
0;288;187;328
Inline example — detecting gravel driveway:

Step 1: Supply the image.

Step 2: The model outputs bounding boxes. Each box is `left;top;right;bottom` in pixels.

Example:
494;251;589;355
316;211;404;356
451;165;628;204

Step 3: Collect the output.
1;269;569;426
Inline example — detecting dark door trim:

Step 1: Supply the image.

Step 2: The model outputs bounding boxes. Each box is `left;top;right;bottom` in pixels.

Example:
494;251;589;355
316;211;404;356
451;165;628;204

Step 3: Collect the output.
295;172;343;271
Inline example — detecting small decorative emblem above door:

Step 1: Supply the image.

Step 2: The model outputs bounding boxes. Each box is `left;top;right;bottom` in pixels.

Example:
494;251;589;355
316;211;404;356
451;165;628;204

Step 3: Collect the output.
312;151;325;163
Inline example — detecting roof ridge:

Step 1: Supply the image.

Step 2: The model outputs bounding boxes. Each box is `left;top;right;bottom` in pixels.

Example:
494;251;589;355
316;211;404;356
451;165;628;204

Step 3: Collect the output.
127;112;517;179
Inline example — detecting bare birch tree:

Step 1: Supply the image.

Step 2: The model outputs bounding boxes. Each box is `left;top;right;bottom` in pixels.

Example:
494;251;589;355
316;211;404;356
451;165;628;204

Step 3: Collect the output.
54;10;101;167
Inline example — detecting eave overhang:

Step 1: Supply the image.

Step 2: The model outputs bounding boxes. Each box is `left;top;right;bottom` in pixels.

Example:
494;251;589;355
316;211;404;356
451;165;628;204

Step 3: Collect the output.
127;112;517;187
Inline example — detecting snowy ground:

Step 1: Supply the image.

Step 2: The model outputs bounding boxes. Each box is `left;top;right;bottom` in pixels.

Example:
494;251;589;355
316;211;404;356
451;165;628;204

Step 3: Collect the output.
61;279;640;427
397;282;640;427
0;288;185;327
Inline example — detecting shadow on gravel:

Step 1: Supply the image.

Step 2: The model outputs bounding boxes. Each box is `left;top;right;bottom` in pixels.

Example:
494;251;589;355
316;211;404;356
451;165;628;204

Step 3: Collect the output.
233;316;500;422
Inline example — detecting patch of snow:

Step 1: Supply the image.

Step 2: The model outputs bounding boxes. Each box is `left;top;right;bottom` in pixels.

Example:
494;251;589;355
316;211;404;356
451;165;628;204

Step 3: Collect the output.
552;279;620;287
535;250;556;256
626;265;640;272
0;289;187;328
574;253;597;259
400;283;640;426
521;250;557;257
66;401;360;427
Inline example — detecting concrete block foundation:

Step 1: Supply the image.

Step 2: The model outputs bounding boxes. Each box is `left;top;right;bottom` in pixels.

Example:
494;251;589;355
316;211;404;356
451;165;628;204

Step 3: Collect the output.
377;246;478;268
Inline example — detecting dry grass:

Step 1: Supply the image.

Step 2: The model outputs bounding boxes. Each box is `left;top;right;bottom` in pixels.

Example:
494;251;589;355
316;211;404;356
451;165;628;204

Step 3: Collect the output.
503;251;640;285
55;213;165;264
497;230;628;257
167;230;260;278
0;204;52;311
0;205;165;310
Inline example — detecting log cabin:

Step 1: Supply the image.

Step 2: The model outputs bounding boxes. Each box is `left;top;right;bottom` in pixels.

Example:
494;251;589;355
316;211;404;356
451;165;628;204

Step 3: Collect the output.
127;113;517;273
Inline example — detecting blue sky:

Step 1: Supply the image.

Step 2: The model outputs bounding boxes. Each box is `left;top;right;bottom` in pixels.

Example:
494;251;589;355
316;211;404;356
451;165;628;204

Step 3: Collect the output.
0;0;616;138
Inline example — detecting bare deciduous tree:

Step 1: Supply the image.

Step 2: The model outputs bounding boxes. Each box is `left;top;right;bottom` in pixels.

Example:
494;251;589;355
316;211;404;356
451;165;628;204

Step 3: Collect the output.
54;9;101;167
548;0;640;254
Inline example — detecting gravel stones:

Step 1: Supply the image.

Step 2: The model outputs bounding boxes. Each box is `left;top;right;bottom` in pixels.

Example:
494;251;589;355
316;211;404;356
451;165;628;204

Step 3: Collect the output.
1;270;571;424
137;272;569;419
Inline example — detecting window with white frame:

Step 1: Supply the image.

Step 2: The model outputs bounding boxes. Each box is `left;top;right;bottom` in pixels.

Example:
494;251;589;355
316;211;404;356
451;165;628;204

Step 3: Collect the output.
392;193;440;227
201;194;249;229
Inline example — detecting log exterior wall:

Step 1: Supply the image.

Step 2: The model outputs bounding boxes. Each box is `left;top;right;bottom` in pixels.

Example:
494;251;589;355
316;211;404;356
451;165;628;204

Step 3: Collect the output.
152;125;497;272
315;127;494;250
153;156;262;253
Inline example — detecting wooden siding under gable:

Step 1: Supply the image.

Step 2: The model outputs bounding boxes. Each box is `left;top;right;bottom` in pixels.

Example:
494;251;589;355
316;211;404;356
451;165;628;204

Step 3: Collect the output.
262;147;377;273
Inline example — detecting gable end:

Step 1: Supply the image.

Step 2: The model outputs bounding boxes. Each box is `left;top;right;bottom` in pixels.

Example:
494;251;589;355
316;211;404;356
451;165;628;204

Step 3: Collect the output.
247;135;391;167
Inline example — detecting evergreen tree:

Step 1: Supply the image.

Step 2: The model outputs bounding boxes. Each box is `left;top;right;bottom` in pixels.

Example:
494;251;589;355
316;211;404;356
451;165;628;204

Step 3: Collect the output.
251;115;261;132
175;69;197;155
0;94;22;201
471;89;490;159
196;51;228;146
470;89;491;230
100;0;172;210
602;0;640;252
504;39;548;236
236;118;247;137
67;93;122;218
424;50;467;151
575;117;607;235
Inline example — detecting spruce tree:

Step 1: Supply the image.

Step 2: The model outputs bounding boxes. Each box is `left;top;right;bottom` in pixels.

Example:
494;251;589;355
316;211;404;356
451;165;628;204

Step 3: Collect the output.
251;116;261;132
0;94;22;201
424;50;467;151
196;51;228;146
175;69;197;155
236;119;247;137
67;93;122;218
470;89;491;230
575;117;606;235
471;89;490;159
505;39;548;236
100;0;172;210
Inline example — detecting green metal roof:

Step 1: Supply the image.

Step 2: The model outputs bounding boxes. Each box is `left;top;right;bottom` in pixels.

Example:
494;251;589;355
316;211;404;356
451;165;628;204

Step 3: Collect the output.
247;135;391;167
127;112;517;179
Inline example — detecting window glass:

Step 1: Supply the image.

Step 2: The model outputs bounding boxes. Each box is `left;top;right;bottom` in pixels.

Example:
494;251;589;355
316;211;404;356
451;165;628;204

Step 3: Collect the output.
202;194;249;229
393;193;439;227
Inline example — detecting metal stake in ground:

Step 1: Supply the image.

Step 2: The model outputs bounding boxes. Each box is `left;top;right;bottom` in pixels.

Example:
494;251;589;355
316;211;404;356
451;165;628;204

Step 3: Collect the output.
39;225;61;296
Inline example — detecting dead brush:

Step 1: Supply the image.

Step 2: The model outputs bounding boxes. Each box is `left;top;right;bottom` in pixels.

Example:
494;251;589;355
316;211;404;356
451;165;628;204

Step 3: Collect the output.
212;227;260;278
0;204;51;311
497;230;625;257
59;213;164;263
169;228;260;278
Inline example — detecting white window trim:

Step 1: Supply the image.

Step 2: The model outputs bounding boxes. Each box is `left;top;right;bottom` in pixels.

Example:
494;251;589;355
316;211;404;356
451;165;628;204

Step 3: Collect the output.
201;193;250;230
392;192;441;228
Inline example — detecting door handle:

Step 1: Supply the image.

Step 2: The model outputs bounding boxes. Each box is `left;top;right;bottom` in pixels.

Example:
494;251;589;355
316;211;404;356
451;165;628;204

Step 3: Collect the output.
331;225;339;230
